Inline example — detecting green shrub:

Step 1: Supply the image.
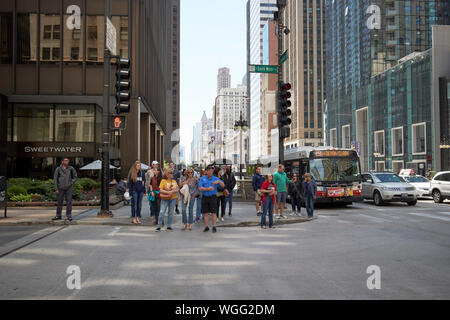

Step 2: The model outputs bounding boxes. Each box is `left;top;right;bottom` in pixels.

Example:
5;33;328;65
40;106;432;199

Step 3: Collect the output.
76;178;97;191
27;183;52;195
10;194;34;202
8;178;31;187
7;185;28;199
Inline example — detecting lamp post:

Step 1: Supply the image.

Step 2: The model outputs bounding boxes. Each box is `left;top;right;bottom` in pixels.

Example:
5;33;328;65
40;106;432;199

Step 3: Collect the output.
234;112;249;180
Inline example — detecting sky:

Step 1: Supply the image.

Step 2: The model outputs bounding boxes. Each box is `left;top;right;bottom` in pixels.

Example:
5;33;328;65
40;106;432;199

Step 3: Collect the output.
180;0;248;163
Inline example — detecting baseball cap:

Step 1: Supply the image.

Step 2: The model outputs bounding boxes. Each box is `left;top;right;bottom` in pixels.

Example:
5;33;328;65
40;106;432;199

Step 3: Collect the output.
152;161;159;165
205;165;214;171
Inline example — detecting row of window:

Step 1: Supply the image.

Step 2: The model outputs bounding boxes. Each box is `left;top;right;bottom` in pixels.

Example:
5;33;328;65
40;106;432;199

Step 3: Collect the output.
329;122;427;156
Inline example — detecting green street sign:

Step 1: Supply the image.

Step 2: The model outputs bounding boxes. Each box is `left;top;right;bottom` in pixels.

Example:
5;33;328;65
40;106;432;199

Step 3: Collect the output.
249;64;278;74
280;50;288;64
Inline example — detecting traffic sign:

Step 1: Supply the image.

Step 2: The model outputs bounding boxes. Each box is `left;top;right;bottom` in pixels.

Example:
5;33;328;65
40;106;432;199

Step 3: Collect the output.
111;116;126;130
249;64;278;74
280;50;288;64
106;17;116;55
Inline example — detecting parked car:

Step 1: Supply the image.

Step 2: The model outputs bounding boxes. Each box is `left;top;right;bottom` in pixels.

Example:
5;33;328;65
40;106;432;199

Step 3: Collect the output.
361;172;418;206
400;175;431;198
430;171;450;203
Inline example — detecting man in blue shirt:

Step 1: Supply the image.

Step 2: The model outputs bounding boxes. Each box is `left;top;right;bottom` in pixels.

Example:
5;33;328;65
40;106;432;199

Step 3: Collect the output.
199;165;225;233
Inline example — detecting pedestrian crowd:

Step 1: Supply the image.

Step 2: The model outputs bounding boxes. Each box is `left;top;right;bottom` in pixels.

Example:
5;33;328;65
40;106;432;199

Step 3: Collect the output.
51;158;316;232
253;164;317;229
125;161;235;233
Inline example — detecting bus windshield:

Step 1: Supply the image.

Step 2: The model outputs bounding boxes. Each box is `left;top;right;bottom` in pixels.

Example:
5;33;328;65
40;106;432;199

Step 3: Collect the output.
309;157;360;182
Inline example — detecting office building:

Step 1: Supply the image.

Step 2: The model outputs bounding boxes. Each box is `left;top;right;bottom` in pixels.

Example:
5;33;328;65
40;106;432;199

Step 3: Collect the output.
281;0;325;150
217;67;231;96
247;0;278;161
0;0;174;178
324;1;450;172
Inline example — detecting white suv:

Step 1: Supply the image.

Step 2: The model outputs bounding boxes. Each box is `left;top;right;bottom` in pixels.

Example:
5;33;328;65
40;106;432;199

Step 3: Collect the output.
430;171;450;203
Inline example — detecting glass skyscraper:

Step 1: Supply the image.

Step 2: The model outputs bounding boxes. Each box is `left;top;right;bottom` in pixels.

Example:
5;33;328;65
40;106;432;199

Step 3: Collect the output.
324;0;450;172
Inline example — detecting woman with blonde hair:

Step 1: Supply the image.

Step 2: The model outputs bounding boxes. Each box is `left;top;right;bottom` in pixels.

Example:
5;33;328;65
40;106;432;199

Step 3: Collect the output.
126;161;146;225
156;168;179;231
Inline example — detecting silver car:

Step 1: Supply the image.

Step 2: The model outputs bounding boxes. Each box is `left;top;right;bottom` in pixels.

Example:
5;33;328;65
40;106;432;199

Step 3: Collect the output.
361;172;418;206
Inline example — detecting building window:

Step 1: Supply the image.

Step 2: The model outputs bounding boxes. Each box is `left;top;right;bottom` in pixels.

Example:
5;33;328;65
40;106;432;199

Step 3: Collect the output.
87;48;98;61
392;127;403;156
392;161;404;174
42;47;51;60
120;27;128;40
330;128;337;147
52;25;60;40
342;124;351;149
70;47;80;60
13;104;54;142
375;161;386;172
87;26;98;41
412;122;426;154
52;47;60;61
72;29;81;40
43;25;52;39
374;130;385;157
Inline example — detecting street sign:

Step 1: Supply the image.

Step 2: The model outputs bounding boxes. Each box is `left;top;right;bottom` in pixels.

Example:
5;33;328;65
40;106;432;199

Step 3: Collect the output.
280;50;288;64
111;116;126;130
249;64;278;74
106;17;117;55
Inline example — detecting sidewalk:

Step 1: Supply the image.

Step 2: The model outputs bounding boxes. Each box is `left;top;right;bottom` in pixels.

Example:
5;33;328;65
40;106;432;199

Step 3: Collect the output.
0;199;311;227
0;207;90;226
75;199;310;228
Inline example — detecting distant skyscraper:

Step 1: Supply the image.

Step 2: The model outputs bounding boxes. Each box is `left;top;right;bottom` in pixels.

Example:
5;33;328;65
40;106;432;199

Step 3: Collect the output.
217;67;231;95
248;0;278;161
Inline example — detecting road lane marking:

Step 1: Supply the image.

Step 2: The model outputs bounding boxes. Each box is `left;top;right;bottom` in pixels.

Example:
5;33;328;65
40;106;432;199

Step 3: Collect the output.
406;212;450;222
108;227;122;236
438;212;450;216
357;213;387;223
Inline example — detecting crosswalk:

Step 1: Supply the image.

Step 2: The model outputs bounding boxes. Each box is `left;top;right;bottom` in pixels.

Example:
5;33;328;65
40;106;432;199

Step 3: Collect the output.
317;202;450;225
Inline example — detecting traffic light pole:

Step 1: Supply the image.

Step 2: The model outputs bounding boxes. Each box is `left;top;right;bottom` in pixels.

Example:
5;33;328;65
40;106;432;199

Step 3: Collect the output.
277;4;285;164
99;0;113;217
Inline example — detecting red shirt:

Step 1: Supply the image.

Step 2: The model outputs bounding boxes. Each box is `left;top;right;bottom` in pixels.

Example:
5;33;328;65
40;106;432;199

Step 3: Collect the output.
261;181;277;203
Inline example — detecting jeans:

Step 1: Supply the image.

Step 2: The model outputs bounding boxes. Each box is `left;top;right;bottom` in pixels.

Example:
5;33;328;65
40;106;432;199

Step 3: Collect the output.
217;195;226;218
224;190;233;215
131;191;144;218
150;197;161;222
290;193;301;213
261;197;274;227
196;197;202;220
305;195;315;218
181;197;195;224
158;199;176;228
56;187;73;218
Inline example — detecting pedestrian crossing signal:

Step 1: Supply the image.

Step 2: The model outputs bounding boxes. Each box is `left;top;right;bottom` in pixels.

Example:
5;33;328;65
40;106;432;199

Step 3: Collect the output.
112;116;126;130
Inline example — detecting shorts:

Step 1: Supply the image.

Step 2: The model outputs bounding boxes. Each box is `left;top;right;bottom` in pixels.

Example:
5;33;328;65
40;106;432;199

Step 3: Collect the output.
255;191;262;201
201;196;218;214
276;192;287;204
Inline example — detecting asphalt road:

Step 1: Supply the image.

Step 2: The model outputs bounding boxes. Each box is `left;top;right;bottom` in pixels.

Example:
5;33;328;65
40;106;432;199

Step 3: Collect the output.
0;200;449;300
0;226;48;247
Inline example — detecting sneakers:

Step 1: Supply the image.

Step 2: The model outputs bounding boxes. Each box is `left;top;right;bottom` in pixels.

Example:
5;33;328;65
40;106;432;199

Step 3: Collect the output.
275;215;281;220
203;226;210;232
212;227;217;233
281;215;287;219
220;217;224;222
290;211;296;216
261;225;267;229
155;227;161;232
52;216;62;221
67;217;73;222
256;212;261;216
167;227;173;231
175;208;180;215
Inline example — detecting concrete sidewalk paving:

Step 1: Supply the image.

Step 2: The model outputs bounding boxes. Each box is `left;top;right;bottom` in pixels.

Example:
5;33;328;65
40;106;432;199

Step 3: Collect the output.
0;207;91;226
75;198;310;228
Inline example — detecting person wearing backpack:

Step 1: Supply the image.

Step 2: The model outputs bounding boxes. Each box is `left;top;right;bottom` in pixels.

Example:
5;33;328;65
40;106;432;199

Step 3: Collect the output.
52;158;78;222
126;161;147;225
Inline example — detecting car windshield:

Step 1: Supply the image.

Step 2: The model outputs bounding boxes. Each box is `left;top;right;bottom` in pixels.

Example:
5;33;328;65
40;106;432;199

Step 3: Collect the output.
309;157;360;182
373;173;403;183
404;176;429;183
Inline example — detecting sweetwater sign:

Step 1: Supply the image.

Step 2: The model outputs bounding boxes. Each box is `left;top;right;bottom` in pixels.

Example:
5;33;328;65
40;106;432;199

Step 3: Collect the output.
9;143;96;158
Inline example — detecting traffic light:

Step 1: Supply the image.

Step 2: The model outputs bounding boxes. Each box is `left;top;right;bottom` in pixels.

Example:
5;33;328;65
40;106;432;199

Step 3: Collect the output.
115;57;131;114
279;82;292;139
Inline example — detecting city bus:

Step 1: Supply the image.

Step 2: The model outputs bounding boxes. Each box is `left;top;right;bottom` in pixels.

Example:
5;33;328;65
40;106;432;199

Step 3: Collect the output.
284;147;363;204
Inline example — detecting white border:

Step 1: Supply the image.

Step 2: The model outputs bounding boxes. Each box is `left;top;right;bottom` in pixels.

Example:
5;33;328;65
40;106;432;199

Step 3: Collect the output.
342;124;351;149
391;126;404;156
412;122;427;155
374;130;385;157
330;128;337;148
